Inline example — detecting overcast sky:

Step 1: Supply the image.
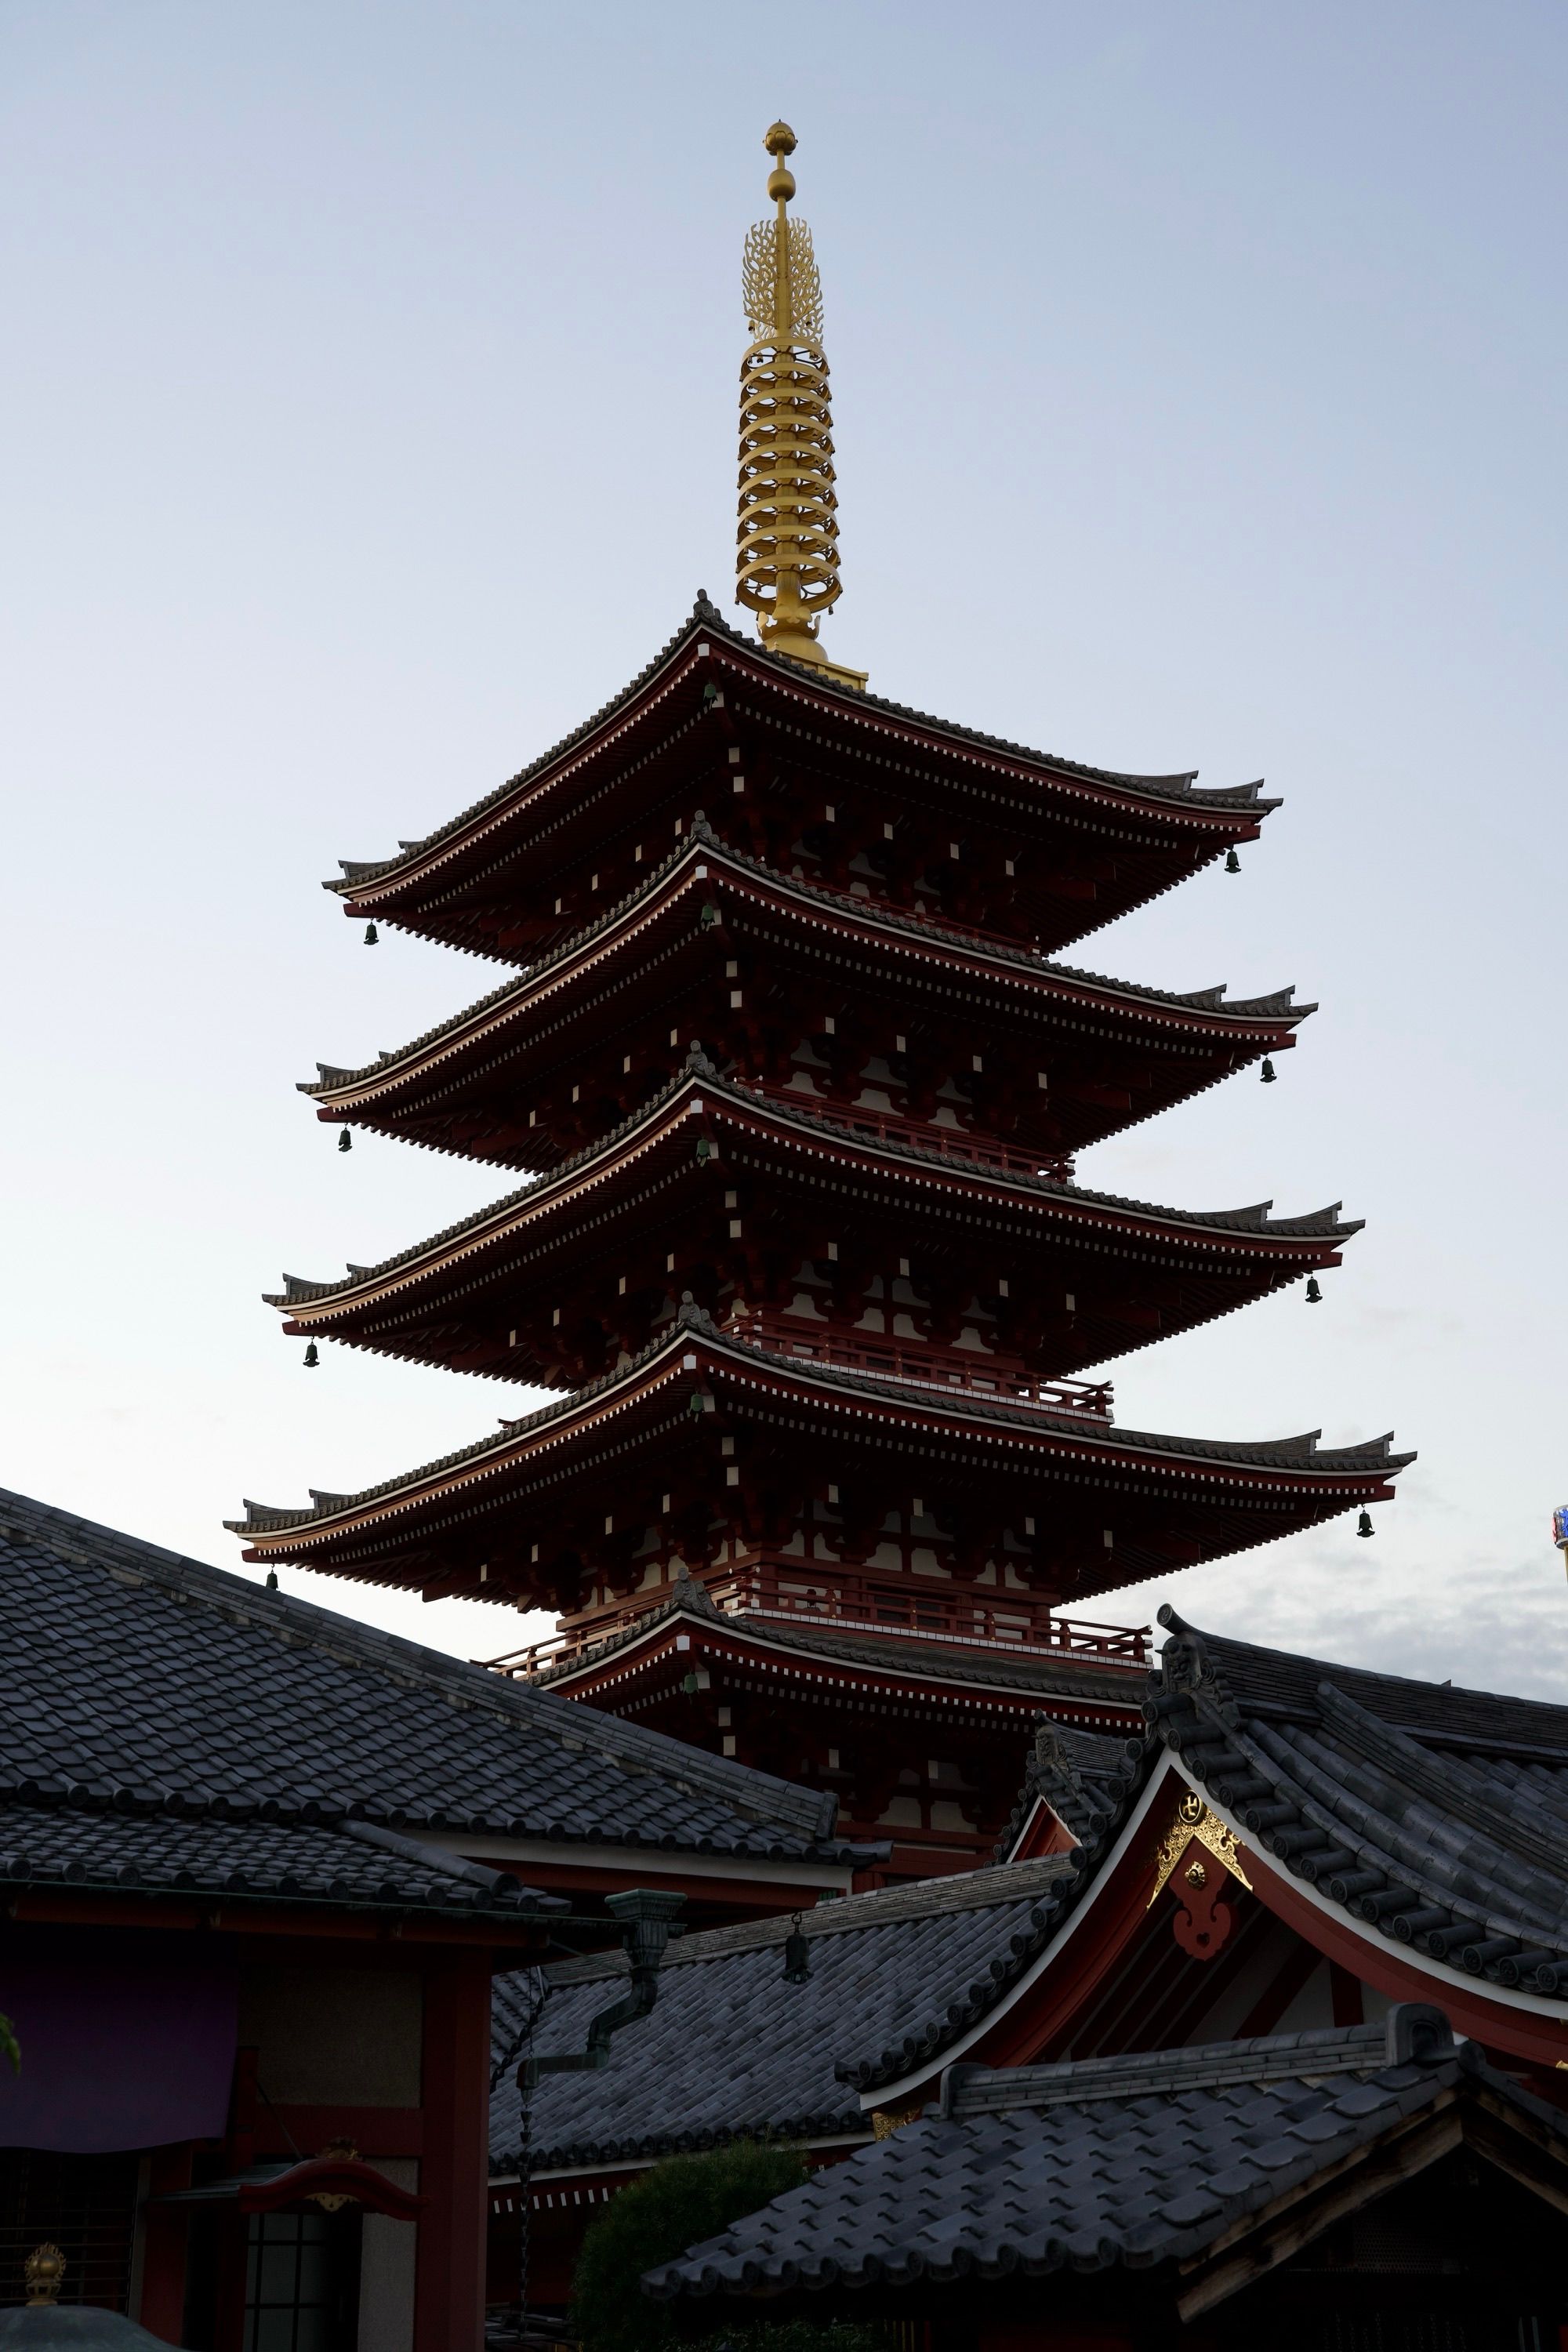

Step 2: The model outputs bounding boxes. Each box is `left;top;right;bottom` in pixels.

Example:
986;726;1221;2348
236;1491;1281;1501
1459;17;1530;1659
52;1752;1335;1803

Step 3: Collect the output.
4;2;1565;1694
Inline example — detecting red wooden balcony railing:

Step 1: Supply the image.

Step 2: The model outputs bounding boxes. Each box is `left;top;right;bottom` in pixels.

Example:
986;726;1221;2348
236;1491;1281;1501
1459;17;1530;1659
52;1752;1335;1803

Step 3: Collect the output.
480;1569;1150;1680
734;1078;1073;1185
704;1564;1150;1664
728;1308;1113;1421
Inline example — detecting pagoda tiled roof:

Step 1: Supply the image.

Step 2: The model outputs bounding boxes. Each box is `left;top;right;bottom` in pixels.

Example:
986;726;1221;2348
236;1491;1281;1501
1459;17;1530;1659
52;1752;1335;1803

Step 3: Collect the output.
0;1488;858;1868
642;2008;1535;2306
304;822;1309;1107
328;598;1278;902
229;1307;1412;1550
270;1063;1358;1314
531;1583;1148;1712
488;1856;1078;2173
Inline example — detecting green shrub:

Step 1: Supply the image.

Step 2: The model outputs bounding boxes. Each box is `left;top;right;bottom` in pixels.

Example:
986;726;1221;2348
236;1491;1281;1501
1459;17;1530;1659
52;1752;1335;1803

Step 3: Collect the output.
571;2143;815;2352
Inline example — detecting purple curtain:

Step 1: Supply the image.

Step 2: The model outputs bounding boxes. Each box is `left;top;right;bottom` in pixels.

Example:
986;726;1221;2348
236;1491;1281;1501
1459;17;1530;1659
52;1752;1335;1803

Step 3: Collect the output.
0;1931;237;2153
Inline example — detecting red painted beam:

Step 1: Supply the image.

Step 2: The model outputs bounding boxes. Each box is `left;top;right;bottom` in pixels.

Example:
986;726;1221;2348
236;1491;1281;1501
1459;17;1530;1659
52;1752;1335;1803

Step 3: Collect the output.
1245;1851;1568;2071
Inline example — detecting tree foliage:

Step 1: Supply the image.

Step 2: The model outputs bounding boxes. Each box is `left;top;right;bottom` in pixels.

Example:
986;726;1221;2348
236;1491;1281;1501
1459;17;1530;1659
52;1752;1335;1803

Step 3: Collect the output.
572;2143;875;2352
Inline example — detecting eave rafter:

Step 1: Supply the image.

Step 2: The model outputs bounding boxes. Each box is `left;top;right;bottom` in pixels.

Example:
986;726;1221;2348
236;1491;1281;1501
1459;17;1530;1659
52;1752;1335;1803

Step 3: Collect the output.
302;827;1310;1168
229;1310;1411;1605
325;603;1276;961
266;1069;1359;1387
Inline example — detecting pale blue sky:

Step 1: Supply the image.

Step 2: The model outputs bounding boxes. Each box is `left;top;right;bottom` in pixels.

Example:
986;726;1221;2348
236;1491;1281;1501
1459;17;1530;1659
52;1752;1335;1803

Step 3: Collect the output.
3;2;1564;1689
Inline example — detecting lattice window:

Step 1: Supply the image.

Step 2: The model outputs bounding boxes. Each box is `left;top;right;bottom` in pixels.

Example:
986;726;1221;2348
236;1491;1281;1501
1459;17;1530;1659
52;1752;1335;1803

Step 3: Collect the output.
242;2208;361;2352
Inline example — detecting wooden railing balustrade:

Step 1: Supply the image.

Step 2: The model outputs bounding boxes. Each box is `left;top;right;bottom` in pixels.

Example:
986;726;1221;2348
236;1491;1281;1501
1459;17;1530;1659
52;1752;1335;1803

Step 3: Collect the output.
728;1307;1114;1420
733;1076;1074;1185
481;1569;1150;1681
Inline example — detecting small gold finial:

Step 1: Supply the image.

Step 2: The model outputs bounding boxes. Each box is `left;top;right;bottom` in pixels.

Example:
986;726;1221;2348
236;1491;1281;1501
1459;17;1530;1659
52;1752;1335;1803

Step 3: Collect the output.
737;123;866;688
24;2243;66;2307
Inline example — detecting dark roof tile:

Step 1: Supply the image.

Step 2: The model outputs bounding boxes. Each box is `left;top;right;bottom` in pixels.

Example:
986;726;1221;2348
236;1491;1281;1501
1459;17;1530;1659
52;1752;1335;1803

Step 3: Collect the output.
328;597;1276;901
644;2010;1534;2302
1149;1610;1568;2001
0;1490;852;1867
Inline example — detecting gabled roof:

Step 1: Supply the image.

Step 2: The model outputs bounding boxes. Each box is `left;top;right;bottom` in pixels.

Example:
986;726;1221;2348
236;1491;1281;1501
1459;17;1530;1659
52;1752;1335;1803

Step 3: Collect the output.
1149;1607;1568;2000
488;1856;1077;2173
643;2008;1557;2307
993;1718;1148;1856
327;597;1276;909
0;1490;855;1867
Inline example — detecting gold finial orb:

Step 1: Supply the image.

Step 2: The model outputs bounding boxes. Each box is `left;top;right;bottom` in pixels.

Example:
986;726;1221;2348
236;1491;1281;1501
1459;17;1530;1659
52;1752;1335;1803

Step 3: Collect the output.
25;2243;66;2306
735;121;866;690
765;119;797;201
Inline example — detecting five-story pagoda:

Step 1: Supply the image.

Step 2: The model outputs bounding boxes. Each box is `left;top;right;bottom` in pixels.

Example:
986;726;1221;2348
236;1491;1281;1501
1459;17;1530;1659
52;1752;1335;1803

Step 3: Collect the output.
232;127;1410;1877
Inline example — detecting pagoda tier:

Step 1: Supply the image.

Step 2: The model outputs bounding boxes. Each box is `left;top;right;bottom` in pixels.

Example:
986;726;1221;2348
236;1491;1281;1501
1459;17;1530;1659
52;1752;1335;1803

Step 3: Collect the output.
485;1581;1154;1879
324;601;1277;966
230;1306;1411;1642
304;823;1309;1172
269;1064;1360;1390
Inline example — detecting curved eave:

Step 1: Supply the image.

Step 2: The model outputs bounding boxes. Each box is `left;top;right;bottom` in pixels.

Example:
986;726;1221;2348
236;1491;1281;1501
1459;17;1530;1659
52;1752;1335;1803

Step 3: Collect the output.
303;831;1310;1130
1140;1611;1568;2042
268;1071;1359;1328
535;1607;1149;1716
230;1317;1411;1577
325;601;1276;921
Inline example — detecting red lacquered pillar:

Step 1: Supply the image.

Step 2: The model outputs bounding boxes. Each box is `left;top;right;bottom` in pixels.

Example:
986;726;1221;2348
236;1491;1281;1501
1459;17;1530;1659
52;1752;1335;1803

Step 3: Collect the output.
414;1953;492;2351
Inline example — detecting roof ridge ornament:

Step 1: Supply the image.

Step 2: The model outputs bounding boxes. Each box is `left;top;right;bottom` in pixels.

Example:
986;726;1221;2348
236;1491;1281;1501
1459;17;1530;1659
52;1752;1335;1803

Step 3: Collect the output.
736;124;868;692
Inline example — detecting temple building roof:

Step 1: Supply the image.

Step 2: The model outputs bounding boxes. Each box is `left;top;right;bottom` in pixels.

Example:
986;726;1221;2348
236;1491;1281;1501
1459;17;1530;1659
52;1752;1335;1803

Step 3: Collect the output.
0;1489;863;1871
478;1621;1568;2205
489;1855;1077;2175
270;1066;1358;1327
526;1580;1149;1717
303;823;1308;1153
641;2009;1558;2312
324;602;1279;960
0;1798;550;1919
227;1308;1411;1599
1149;1607;1568;1998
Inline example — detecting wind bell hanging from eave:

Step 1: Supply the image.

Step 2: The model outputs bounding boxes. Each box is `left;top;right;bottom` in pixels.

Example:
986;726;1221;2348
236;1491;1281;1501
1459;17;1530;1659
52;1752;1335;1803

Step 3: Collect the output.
736;122;867;692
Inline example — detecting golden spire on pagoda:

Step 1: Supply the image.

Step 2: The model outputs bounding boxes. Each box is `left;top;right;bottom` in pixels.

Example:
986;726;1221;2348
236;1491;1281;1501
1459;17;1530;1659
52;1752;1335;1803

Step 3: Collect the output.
736;123;866;689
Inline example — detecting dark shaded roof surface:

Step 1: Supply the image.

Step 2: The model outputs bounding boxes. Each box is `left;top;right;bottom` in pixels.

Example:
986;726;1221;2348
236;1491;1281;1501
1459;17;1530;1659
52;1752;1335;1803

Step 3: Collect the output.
0;1798;546;1917
493;1707;1163;2137
490;1858;1076;2172
535;1581;1149;1711
1149;1609;1568;2000
309;822;1308;1102
274;1062;1356;1312
0;1490;852;1870
231;1307;1412;1542
644;2009;1535;2300
328;598;1276;898
993;1719;1148;1858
